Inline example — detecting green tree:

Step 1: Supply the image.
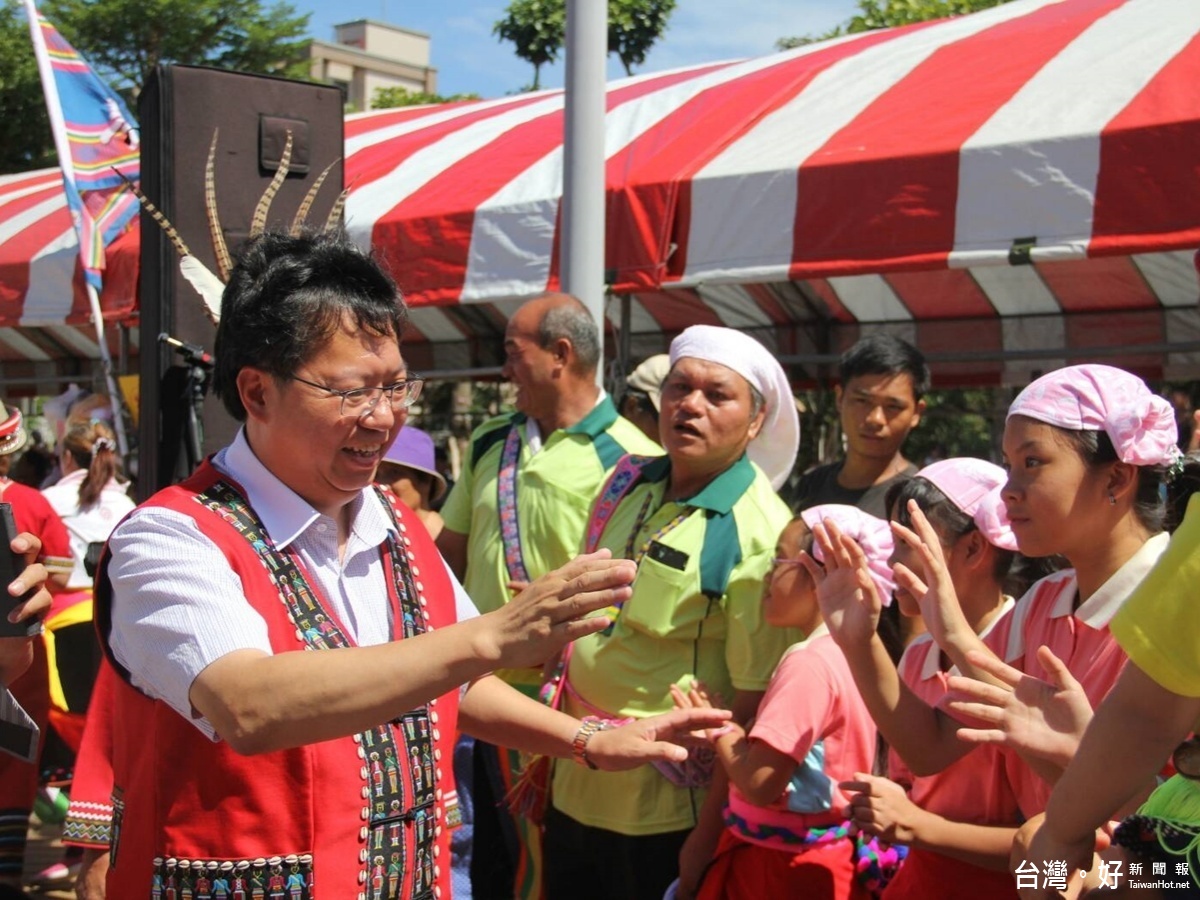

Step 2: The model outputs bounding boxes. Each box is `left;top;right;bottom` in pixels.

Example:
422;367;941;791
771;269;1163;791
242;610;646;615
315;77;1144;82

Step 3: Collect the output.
494;0;677;89
41;0;311;100
493;0;565;91
778;0;1015;49
371;86;481;110
608;0;676;77
0;1;53;173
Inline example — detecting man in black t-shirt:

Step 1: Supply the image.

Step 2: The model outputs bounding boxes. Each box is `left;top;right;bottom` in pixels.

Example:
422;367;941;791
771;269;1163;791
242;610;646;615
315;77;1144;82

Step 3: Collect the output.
793;333;928;519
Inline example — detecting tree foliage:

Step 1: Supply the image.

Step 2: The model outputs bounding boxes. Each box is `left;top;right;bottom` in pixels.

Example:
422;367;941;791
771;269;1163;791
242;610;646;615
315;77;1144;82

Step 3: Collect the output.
0;1;53;173
608;0;676;77
494;0;676;89
493;0;565;91
777;0;1016;50
40;0;311;99
0;0;312;174
371;86;481;110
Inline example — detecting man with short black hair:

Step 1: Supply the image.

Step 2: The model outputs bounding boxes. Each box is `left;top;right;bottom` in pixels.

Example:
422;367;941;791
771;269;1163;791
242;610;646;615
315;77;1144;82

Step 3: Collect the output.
95;233;724;900
792;333;928;519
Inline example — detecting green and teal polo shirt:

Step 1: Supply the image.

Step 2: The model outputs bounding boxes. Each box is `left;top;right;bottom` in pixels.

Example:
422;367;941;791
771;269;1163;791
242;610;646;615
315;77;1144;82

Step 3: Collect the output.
552;453;797;836
442;396;661;620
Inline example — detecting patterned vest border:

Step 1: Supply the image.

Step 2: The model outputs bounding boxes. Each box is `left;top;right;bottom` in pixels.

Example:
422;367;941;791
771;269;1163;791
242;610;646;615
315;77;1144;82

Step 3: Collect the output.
95;462;459;900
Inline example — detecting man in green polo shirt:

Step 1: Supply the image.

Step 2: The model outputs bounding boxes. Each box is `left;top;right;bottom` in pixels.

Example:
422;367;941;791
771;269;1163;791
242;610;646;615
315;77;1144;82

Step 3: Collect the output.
438;292;660;900
542;324;802;900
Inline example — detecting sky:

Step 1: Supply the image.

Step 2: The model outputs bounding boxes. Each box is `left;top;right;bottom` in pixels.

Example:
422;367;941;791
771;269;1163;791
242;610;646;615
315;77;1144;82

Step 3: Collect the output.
300;1;861;99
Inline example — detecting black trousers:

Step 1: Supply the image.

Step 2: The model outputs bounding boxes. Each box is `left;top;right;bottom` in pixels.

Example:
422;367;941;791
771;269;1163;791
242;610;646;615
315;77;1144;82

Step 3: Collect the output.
543;805;691;900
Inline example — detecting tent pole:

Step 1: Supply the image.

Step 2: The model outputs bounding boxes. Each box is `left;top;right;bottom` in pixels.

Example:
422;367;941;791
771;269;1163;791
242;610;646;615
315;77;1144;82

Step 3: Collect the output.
562;0;607;387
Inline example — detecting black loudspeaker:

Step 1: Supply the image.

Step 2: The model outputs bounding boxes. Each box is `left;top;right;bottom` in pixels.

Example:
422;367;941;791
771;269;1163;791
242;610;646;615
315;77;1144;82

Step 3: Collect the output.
137;65;344;498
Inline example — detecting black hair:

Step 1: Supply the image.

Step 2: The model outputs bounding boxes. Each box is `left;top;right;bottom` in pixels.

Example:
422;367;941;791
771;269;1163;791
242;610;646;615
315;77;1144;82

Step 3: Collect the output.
537;297;600;375
621;389;658;419
839;333;930;400
1056;429;1200;534
886;475;1055;599
213;231;406;422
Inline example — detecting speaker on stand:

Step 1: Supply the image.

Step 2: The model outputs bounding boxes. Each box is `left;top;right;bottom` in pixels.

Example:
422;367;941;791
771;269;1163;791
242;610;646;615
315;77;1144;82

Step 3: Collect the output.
136;64;344;498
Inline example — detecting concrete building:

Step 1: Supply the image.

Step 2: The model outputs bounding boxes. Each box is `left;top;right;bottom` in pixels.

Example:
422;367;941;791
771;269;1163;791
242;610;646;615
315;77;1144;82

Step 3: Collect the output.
308;19;438;111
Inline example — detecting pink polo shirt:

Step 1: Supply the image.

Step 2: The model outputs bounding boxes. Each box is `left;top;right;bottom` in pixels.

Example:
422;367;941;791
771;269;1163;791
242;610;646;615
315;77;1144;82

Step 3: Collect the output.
727;628;877;853
890;598;1022;826
983;533;1170;816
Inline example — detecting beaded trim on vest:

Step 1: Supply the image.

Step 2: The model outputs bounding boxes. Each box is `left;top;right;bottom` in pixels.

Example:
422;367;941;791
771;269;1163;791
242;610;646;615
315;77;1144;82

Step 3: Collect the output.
193;481;439;900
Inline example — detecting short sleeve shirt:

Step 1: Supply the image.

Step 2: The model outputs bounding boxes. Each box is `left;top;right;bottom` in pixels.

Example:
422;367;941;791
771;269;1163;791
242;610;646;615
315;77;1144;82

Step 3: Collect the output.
984;533;1170;815
552;454;797;835
890;603;1022;827
440;397;660;616
1;479;72;578
792;460;917;519
1111;495;1200;698
725;630;878;852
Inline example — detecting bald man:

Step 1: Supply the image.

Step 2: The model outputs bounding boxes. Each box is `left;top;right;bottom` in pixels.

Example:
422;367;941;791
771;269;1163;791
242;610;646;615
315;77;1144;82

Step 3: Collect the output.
438;293;660;899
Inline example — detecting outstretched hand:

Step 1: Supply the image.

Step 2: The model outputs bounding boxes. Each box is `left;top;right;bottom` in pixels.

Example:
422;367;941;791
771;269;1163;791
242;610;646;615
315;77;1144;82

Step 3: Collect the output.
807;519;883;648
585;706;733;772
945;645;1092;772
481;550;636;670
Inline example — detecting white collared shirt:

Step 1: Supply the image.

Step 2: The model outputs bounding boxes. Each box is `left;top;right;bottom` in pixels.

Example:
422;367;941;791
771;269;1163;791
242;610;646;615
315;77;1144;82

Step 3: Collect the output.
999;531;1171;662
108;429;476;739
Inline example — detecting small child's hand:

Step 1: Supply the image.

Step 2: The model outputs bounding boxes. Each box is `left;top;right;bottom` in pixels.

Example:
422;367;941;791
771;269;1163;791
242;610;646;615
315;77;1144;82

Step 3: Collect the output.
669;682;734;742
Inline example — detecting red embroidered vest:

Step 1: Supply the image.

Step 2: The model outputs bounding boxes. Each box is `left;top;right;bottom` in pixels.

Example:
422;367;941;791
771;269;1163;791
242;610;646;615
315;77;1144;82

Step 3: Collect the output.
94;462;459;900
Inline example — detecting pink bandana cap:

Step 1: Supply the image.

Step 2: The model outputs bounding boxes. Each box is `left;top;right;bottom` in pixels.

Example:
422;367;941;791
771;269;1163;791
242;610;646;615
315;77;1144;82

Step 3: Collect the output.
1007;364;1181;468
916;458;1018;552
801;504;896;606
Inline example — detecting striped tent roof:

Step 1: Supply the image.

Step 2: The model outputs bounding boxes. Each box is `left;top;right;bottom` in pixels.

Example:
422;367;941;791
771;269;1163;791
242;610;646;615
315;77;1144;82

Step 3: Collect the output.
344;0;1200;384
2;0;1198;389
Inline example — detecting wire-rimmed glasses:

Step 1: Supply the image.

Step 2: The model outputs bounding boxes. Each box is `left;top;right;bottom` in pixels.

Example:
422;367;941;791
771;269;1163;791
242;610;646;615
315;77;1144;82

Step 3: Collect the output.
288;374;425;418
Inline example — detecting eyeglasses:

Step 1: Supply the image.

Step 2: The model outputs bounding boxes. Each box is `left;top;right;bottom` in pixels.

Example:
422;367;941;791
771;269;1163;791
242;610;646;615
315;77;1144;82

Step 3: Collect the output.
287;374;424;418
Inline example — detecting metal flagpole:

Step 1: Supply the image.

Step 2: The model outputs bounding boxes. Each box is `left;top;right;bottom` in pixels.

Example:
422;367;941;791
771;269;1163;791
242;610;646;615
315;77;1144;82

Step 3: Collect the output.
562;0;608;387
25;0;130;456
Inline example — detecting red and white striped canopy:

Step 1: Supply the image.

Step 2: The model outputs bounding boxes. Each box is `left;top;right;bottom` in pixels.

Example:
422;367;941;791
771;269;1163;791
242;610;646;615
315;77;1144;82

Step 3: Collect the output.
345;0;1200;384
2;0;1198;389
0;166;138;393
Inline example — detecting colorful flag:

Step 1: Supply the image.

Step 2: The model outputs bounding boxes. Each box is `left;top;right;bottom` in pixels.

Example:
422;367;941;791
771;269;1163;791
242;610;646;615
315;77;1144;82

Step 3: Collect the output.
24;0;140;290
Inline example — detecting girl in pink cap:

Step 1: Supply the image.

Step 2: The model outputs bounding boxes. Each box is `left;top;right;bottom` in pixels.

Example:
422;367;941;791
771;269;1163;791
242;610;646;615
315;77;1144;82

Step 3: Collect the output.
816;364;1200;884
673;505;900;900
836;457;1047;900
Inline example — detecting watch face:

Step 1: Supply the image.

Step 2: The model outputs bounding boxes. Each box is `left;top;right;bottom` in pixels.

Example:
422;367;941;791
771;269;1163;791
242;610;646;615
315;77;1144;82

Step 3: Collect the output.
1173;737;1200;780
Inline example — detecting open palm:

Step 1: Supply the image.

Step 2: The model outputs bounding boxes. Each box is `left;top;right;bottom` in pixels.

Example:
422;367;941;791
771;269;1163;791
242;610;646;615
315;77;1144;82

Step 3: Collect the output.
807;520;882;648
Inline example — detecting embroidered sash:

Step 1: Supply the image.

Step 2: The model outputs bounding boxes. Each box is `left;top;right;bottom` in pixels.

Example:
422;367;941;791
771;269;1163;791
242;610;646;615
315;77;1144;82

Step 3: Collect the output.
193;481;438;900
584;454;690;631
497;425;532;584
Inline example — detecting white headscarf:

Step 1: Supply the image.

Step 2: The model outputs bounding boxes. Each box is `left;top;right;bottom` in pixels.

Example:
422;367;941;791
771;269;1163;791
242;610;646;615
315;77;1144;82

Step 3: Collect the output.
668;325;800;490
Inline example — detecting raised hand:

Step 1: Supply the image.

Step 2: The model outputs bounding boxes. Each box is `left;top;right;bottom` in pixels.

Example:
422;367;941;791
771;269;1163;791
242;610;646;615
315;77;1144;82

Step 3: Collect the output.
890;501;967;648
840;772;924;845
807;519;882;648
945;645;1093;772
